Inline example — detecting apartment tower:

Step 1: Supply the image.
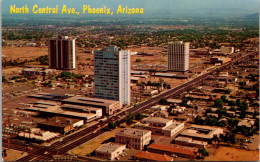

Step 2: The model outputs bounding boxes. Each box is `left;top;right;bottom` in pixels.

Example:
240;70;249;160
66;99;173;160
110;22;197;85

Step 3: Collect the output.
168;41;190;72
49;36;76;70
94;46;130;107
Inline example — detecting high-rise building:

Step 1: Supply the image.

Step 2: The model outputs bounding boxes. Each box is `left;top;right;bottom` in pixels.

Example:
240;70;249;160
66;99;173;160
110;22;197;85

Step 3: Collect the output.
49;36;76;70
94;46;130;107
168;41;190;72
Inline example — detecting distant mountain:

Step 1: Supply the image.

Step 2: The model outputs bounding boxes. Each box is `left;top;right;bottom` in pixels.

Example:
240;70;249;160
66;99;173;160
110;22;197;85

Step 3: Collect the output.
245;13;259;19
146;8;258;19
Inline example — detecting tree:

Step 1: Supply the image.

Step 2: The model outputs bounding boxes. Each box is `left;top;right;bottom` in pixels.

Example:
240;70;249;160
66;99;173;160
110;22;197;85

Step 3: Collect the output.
74;74;82;78
3;149;7;157
38;55;49;65
212;134;219;148
168;106;173;114
198;148;209;157
239;82;246;87
216;108;227;117
205;108;213;114
241;101;248;111
229;133;236;144
214;98;223;108
126;113;134;125
108;122;116;129
127;112;134;120
159;98;168;105
28;128;32;140
2;76;8;82
221;95;228;103
228;100;236;106
194;115;204;125
115;120;121;127
229;106;236;111
225;89;232;94
126;118;133;125
48;83;53;87
228;118;236;126
205;116;217;126
181;98;189;106
236;99;242;107
135;112;143;120
136;58;142;62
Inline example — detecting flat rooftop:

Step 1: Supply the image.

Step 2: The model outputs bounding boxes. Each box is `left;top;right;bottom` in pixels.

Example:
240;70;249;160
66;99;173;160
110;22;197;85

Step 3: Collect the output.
167;99;182;104
133;151;173;161
38;116;81;127
34;101;58;106
147;143;196;156
163;121;184;131
28;93;65;100
96;142;125;153
180;125;223;139
25;106;97;119
175;136;192;142
143;117;171;124
115;128;151;138
61;104;102;111
175;136;208;145
62;96;119;106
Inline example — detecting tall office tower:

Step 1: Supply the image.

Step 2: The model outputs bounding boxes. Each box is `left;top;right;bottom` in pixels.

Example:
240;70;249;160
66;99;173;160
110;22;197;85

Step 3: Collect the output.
168;41;190;72
49;36;76;70
94;46;131;107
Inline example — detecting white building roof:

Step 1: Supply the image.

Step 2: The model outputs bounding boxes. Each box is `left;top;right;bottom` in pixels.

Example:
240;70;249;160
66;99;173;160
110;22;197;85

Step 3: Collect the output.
96;142;125;153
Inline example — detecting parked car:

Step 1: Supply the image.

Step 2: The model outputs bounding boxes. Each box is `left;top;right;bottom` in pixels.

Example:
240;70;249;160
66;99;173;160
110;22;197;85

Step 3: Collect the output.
26;147;33;151
171;154;177;158
128;156;135;160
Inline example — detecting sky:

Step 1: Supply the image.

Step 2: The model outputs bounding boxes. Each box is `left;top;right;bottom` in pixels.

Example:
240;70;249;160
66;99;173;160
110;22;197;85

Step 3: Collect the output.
2;0;259;17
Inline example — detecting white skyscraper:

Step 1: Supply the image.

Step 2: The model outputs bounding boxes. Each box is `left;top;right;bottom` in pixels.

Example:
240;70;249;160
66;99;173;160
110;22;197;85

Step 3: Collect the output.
168;41;190;72
94;46;130;107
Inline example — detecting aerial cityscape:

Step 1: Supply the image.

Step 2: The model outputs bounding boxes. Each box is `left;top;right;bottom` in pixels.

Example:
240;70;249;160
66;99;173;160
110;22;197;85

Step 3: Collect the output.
2;0;259;161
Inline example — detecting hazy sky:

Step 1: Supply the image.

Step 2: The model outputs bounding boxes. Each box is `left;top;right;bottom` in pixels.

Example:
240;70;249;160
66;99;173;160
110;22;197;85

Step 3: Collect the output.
3;0;259;10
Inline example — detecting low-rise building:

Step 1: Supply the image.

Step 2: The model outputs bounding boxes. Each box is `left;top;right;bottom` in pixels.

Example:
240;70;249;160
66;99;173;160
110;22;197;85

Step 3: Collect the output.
143;89;158;96
147;143;197;159
18;128;60;142
237;118;255;128
226;111;236;117
167;99;182;104
150;105;170;111
174;136;208;148
131;77;142;83
115;128;151;150
95;142;126;160
133;151;174;161
62;96;120;115
37;116;83;134
173;106;186;114
135;117;184;137
151;110;169;118
210;57;231;65
25;104;99;123
180;125;223;141
61;104;102;118
207;113;219;118
22;68;44;76
220;46;234;54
